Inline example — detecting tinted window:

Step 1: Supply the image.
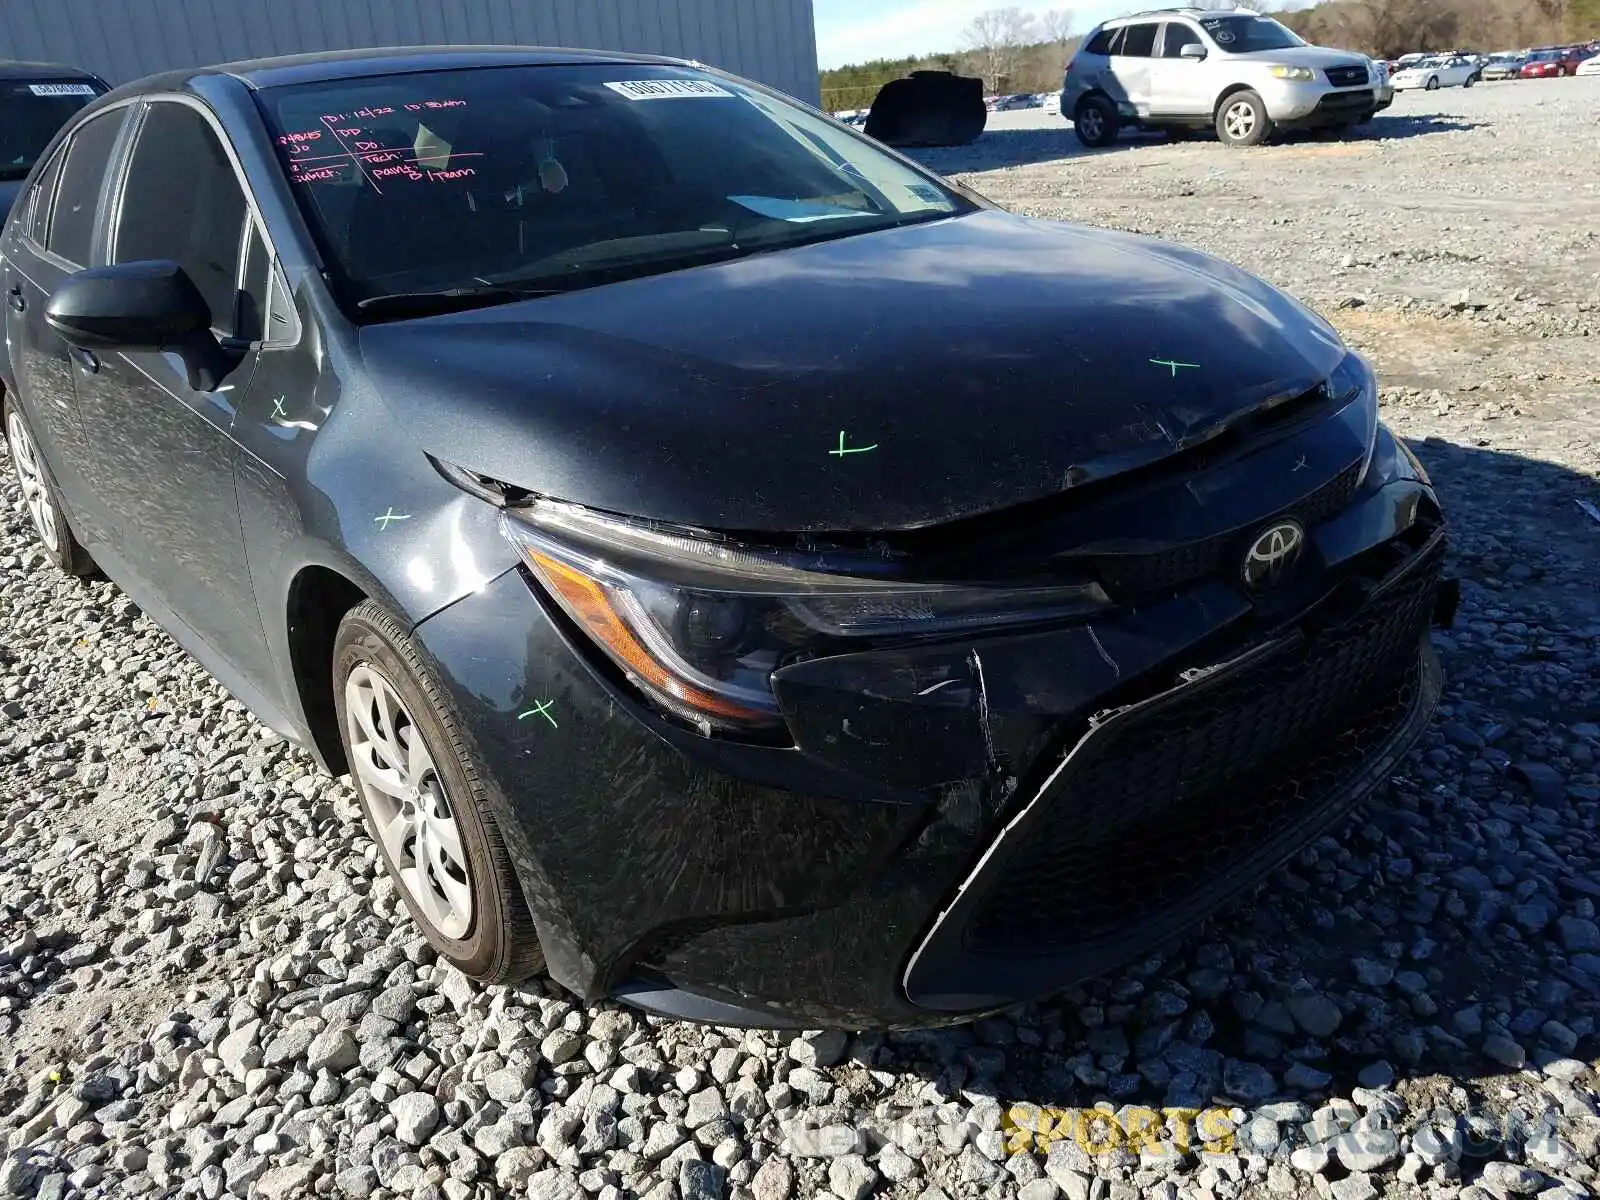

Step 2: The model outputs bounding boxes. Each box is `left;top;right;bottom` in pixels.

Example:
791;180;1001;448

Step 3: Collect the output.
1116;24;1159;57
1084;29;1117;55
115;103;249;333
0;79;106;181
256;64;968;311
25;144;66;245
1198;15;1303;51
48;108;127;265
1157;23;1204;58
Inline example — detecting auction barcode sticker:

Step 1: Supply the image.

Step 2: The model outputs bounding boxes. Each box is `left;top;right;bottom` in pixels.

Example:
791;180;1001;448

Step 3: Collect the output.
28;83;98;96
604;79;734;100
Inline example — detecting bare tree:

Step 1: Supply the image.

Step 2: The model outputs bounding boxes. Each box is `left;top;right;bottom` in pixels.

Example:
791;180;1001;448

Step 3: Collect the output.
962;6;1039;92
1040;8;1077;46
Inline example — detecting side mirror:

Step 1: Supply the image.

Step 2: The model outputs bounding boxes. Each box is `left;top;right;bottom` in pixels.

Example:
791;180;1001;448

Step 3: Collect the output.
45;260;234;391
1180;43;1207;60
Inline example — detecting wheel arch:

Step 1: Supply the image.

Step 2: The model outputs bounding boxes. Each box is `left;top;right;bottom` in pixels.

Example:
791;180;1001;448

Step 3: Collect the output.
1212;82;1258;120
1072;86;1114;113
285;562;370;775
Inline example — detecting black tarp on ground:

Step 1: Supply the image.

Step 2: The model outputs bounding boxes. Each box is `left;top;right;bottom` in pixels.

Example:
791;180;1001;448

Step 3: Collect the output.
864;70;986;147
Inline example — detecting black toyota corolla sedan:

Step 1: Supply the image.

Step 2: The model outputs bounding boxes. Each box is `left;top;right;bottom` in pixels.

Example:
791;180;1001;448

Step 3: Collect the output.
0;47;1456;1028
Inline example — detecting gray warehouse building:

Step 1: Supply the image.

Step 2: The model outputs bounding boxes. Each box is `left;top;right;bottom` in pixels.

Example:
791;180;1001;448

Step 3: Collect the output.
0;0;820;104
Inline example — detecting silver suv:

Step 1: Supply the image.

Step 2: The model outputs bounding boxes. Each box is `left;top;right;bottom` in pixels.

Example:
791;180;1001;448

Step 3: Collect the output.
1064;8;1392;148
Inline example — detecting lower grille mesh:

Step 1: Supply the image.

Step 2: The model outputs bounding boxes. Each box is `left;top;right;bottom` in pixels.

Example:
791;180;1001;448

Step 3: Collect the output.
966;537;1442;954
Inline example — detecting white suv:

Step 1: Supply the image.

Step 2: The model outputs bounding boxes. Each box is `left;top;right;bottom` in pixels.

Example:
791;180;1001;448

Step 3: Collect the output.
1063;8;1392;148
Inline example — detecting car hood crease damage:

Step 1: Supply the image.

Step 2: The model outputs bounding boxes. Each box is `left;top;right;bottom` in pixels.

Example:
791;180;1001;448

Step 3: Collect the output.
360;211;1348;533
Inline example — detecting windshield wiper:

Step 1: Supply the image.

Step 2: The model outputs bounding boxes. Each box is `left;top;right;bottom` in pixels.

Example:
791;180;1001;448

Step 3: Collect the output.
356;284;563;318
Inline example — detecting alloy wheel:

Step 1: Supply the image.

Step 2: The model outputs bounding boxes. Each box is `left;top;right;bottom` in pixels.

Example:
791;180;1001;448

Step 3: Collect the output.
1079;108;1103;140
5;409;59;553
344;663;474;938
1224;100;1256;140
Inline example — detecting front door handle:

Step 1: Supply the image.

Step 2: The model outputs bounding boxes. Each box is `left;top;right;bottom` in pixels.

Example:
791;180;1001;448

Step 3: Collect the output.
6;286;22;313
68;346;99;373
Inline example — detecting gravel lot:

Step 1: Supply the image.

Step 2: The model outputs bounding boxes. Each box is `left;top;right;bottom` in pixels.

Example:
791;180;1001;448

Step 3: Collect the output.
3;76;1600;1200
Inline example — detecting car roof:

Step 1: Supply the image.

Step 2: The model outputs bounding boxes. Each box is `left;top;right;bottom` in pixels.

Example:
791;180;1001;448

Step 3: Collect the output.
0;59;104;81
1098;6;1259;26
98;44;690;103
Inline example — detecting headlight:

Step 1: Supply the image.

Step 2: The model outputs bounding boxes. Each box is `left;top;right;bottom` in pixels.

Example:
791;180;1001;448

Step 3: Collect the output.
1327;350;1380;486
501;501;1110;735
1268;65;1317;81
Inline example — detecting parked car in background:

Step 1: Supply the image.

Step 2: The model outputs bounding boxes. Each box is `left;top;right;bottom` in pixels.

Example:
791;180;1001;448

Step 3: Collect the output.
1388;55;1479;90
1065;9;1389;148
991;93;1039;110
1;46;1454;1027
0;61;108;222
1042;91;1062;115
1393;53;1427;71
1373;59;1394;107
1520;47;1586;77
1576;50;1600;76
1481;52;1528;80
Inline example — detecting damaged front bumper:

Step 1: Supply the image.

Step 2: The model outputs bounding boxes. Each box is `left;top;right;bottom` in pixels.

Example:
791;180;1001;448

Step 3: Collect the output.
412;429;1453;1028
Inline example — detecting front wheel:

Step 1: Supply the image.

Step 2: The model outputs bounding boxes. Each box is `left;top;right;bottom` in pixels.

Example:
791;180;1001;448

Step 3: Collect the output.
3;397;95;577
1425;75;1440;90
1463;73;1478;87
1216;91;1273;147
1074;95;1120;148
334;600;545;983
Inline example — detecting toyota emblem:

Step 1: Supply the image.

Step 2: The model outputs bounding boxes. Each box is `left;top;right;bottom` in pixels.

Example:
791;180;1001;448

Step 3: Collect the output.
1242;520;1305;591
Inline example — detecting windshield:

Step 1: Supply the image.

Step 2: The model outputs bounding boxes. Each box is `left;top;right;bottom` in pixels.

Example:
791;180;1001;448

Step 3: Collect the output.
256;64;969;313
0;79;106;180
1197;16;1304;52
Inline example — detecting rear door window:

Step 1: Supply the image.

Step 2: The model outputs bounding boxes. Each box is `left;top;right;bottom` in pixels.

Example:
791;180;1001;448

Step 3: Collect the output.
24;143;66;246
1116;24;1159;57
47;107;128;265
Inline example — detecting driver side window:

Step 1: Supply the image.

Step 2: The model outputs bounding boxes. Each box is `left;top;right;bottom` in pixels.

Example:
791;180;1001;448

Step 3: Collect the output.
114;102;252;337
1156;24;1204;58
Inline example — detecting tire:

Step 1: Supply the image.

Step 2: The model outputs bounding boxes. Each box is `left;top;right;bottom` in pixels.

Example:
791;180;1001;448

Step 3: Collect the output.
3;395;95;577
1073;95;1120;148
1463;73;1477;87
1425;75;1440;90
1215;90;1273;147
333;599;545;983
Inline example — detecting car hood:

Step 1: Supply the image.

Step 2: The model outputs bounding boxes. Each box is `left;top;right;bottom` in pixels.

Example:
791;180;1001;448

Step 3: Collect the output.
1228;46;1369;69
360;210;1347;533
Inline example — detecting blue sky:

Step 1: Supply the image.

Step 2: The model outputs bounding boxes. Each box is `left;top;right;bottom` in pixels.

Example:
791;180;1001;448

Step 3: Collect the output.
814;0;1130;68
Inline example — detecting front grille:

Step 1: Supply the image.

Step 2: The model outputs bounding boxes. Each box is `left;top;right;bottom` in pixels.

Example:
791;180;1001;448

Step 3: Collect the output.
1314;91;1376;113
965;534;1442;954
1326;64;1370;87
1093;460;1363;597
